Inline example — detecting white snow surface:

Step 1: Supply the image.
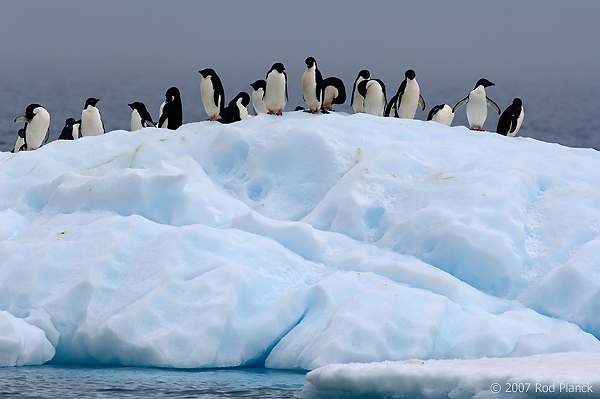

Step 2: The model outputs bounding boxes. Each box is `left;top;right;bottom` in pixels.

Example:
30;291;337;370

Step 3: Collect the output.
303;352;600;398
1;112;600;368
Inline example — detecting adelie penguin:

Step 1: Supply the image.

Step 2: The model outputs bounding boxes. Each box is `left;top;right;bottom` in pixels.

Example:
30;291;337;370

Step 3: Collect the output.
250;80;268;115
128;102;155;131
357;78;386;117
427;104;454;126
453;78;500;131
58;118;81;140
264;62;287;115
351;69;370;113
301;57;323;114
321;77;346;112
385;69;425;119
13;103;50;152
199;68;225;120
497;98;524;137
158;87;183;130
80;98;105;137
219;92;252;124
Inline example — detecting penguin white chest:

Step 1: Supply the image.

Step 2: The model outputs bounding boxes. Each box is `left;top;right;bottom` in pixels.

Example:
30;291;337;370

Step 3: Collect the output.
201;78;221;119
265;72;286;113
352;77;367;113
432;105;455;126
252;88;267;115
81;107;104;136
302;68;320;112
397;80;420;119
363;81;386;117
322;86;339;110
131;109;143;131
466;86;488;130
26;108;50;150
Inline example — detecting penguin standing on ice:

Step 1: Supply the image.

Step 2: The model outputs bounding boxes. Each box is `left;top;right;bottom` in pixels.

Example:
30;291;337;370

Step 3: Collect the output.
264;62;287;115
80;98;105;137
496;98;524;137
58;118;81;140
301;57;323;114
128;102;155;131
199;68;225;120
351;69;370;113
158;87;183;130
321;77;346;112
388;69;425;119
427;104;455;126
219;92;252;124
453;78;500;130
13;103;50;151
250;80;268;115
358;79;386;116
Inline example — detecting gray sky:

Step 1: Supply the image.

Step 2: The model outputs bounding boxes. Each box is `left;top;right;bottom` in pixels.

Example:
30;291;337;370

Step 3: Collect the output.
1;1;599;140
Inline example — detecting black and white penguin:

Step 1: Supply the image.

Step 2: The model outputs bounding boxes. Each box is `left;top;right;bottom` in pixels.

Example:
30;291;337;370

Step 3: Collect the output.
497;98;524;137
453;78;500;131
357;79;386;117
427;104;455;126
158;87;183;130
199;68;225;120
58;118;81;140
128;102;155;131
351;69;370;113
80;98;105;137
219;92;252;124
13;103;50;151
390;69;425;119
301;57;323;114
264;62;287;115
321;77;346;112
11;128;26;153
250;80;268;115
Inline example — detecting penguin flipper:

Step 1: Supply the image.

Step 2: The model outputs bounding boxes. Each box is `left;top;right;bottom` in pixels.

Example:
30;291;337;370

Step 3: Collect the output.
14;115;28;123
453;96;468;113
487;97;501;114
385;94;398;117
419;95;426;111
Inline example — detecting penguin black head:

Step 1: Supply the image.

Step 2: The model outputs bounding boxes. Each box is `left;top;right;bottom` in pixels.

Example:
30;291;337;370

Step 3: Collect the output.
250;79;266;91
405;69;416;80
235;92;251;107
512;98;522;107
128;101;145;111
199;68;217;78
358;70;371;80
84;98;99;108
64;117;77;127
14;104;43;122
357;80;369;97
305;57;317;68
269;63;285;74
165;87;181;102
475;78;494;89
18;128;26;138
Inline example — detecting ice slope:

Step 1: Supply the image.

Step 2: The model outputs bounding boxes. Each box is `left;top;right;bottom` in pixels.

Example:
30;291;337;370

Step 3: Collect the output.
1;112;600;368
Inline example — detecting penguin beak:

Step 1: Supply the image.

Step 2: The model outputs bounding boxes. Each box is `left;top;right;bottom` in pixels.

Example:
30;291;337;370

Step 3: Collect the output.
14;115;28;123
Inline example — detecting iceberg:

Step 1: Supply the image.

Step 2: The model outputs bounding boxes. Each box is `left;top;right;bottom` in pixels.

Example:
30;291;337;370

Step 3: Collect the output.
1;112;599;369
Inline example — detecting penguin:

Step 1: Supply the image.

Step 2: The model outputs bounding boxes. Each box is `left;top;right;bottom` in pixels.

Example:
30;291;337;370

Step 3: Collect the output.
321;77;346;112
80;98;105;137
264;62;287;115
11;128;26;153
351;69;370;113
158;87;183;130
199;68;225;120
384;93;399;117
358;79;386;116
427;104;455;126
250;79;268;115
496;98;524;137
58;118;81;140
219;92;252;124
390;69;425;119
13;103;50;151
128;102;155;131
453;78;500;131
301;57;323;114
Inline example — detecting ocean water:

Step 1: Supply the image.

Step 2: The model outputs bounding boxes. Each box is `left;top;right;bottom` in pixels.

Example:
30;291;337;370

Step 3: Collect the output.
0;365;306;398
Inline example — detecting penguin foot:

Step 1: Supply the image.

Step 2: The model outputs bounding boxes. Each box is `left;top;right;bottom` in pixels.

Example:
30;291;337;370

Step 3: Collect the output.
276;110;283;116
470;126;484;131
